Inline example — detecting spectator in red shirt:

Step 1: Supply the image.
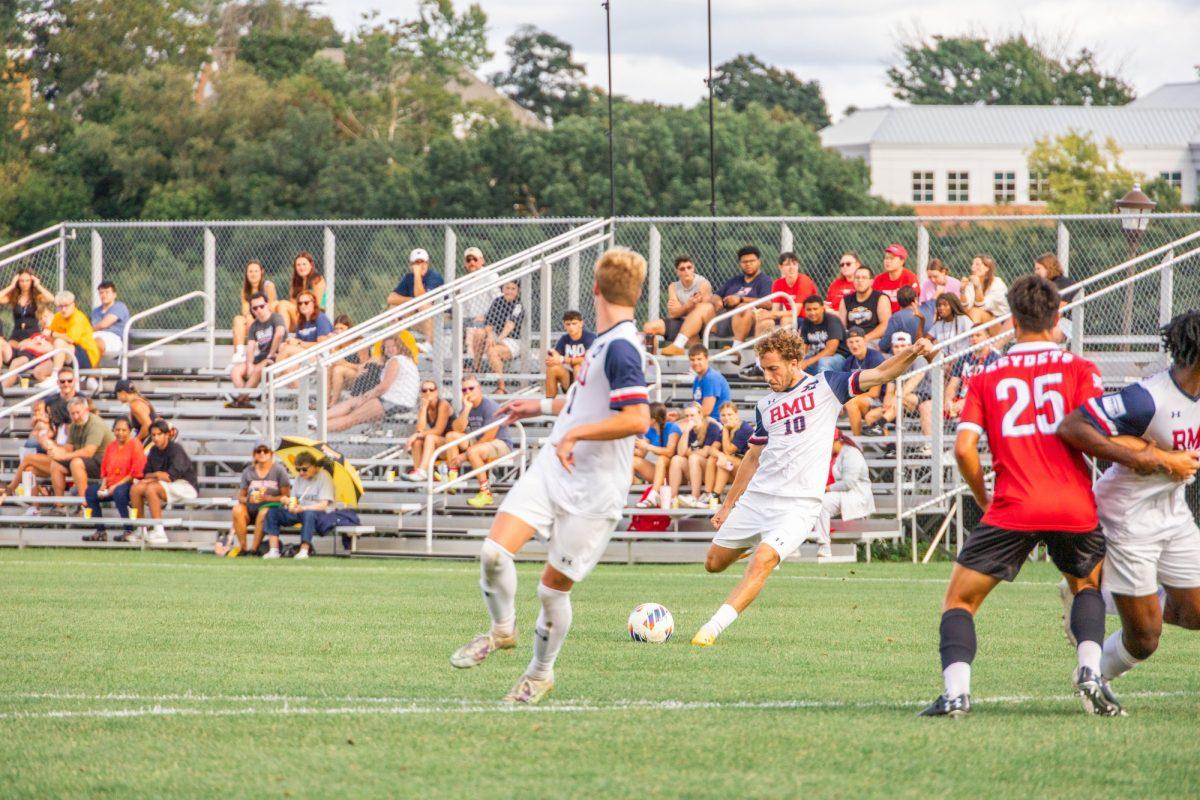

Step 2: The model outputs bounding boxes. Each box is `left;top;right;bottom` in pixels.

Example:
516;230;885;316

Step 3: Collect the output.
873;243;920;312
825;251;862;309
755;251;816;336
82;417;147;542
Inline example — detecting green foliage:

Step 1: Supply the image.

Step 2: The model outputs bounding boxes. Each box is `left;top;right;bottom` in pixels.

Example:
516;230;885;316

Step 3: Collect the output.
1026;131;1137;213
888;34;1135;106
490;24;589;124
712;54;830;129
1143;175;1184;213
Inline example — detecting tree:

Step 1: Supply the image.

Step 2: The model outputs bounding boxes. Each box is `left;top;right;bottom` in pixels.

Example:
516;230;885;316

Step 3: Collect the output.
887;34;1135;106
490;25;588;124
1026;131;1137;213
712;54;829;129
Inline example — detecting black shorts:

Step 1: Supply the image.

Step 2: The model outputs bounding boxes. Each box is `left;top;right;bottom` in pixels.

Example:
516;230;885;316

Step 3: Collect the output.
957;523;1106;583
63;456;102;480
663;317;684;342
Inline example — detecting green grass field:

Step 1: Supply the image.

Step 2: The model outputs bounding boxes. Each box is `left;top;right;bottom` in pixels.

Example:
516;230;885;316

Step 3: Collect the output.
1;550;1198;798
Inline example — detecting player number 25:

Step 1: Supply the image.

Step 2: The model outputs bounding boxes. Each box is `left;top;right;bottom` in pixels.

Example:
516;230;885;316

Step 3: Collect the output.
996;373;1066;437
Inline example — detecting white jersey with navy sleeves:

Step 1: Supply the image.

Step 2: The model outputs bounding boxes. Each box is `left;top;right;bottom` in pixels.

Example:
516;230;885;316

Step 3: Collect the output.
537;318;649;518
1083;368;1200;533
748;370;863;499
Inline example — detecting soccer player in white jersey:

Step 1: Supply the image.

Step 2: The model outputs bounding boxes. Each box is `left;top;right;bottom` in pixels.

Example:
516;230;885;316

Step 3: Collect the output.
449;248;651;704
1057;311;1200;712
691;327;932;646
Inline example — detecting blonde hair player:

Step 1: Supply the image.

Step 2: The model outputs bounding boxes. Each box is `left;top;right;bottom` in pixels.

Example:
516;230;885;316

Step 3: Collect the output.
449;248;651;705
691;327;931;647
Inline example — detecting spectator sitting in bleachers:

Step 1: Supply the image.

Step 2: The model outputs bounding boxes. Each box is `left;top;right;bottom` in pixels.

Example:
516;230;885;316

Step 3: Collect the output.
326;314;371;404
900;343;937;455
960;254;1009;326
838;265;891;349
326;336;419;433
1;368;87;498
944;329;1000;419
924;294;973;357
442;376;512;508
48;290;100;378
702;401;753;507
633;402;682;509
750;251;817;347
667;402;722;509
863;331;914;435
691;245;773;360
1;302;56;388
873;243;920;312
825;251;862;310
2;402;52;497
227;292;286;409
82;417;145;542
89;280;130;362
814;431;874;558
545;310;595;399
230;260;279;366
277;291;333;361
219;443;292;558
689;344;730;420
919;258;961;305
403;380;454;482
129;419;198;545
1033;252;1077;343
643;255;712;354
799;296;849;374
113;379;158;444
261;451;333;560
276;251;327;332
881;286;922;355
388;247;442;345
471;280;523;394
842;327;886;436
50;396;113;511
2;268;55;351
459;246;495;349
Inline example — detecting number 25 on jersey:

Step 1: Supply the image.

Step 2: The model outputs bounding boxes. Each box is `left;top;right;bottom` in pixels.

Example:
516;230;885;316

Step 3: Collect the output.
997;373;1065;437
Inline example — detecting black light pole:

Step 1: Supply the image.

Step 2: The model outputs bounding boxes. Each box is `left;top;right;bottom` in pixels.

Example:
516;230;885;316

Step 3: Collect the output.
705;0;718;268
603;0;615;218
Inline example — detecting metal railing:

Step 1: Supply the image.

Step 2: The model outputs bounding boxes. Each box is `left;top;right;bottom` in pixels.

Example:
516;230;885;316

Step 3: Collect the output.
702;291;798;361
120;291;213;378
423;417;528;552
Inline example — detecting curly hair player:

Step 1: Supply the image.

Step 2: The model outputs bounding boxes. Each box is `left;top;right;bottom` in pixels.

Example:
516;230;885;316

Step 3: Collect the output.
448;248;650;705
691;327;933;647
1056;310;1200;714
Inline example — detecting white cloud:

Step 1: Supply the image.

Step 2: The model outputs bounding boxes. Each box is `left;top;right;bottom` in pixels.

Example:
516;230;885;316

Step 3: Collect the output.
315;0;1200;120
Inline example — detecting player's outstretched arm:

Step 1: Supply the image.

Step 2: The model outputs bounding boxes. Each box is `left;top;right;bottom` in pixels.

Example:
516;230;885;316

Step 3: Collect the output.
496;397;564;424
1057;409;1199;479
712;443;762;529
856;337;933;392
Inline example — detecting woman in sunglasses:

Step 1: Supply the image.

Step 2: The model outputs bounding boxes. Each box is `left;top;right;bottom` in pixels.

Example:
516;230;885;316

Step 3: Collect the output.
403;381;453;481
277;290;333;362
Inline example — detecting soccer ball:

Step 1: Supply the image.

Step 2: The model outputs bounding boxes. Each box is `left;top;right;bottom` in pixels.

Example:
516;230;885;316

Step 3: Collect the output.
627;603;674;643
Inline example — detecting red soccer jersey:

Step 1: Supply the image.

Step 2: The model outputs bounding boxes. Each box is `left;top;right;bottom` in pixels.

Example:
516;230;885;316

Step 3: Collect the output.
772;275;819;310
825;276;855;309
958;341;1103;532
872;269;920;312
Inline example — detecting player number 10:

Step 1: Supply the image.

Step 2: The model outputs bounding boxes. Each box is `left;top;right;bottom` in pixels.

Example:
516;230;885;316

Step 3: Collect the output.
996;373;1066;437
783;416;806;435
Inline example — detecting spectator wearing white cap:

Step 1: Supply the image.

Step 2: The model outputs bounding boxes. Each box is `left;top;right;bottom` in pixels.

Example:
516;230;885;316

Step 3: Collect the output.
459;246;495;349
389;247;443;344
863;330;918;435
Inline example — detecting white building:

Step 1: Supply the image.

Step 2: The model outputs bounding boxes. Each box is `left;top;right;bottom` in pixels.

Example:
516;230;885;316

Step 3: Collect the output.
820;81;1200;212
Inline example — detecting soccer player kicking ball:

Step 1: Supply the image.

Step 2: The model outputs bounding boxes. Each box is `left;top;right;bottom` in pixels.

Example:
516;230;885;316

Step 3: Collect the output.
921;275;1118;719
1056;311;1200;714
691;327;932;647
449;248;651;705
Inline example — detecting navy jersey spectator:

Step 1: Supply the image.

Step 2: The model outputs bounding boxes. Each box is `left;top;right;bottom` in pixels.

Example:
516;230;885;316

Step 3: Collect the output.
546;310;596;399
472;280;524;394
881;286;922;354
704;401;754;501
687;344;731;419
388;247;444;343
843;327;887;435
798;296;849;374
711;246;773;348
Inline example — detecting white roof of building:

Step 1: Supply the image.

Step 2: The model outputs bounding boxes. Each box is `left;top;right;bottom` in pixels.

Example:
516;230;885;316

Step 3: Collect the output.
821;105;1200;149
1129;81;1200;108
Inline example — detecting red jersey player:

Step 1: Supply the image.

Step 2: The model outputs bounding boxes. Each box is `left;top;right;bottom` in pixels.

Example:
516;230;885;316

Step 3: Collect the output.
920;275;1117;718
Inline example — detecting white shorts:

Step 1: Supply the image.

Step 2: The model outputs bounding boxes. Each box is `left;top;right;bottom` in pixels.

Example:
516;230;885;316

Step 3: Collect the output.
162;479;199;506
500;338;521;359
1102;519;1200;597
712;491;822;559
497;457;619;582
94;330;124;357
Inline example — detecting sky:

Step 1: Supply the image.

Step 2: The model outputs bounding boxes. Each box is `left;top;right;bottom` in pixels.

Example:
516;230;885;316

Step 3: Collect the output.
316;0;1200;120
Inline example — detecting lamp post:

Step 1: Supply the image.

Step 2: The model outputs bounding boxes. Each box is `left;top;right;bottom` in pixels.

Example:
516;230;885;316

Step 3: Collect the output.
1115;183;1156;341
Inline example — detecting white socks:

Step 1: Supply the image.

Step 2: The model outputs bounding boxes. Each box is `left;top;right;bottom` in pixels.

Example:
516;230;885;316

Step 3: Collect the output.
528;583;573;680
705;603;739;637
943;662;971;698
1101;631;1143;680
479;539;517;637
671;334;687;349
1077;641;1102;674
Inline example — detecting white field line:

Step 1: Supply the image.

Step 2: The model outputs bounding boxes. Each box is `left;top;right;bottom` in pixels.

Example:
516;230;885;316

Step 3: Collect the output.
0;690;1196;721
0;559;1057;587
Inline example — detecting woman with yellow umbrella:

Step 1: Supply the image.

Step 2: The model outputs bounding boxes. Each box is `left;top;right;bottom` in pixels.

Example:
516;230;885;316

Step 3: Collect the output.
263;438;363;559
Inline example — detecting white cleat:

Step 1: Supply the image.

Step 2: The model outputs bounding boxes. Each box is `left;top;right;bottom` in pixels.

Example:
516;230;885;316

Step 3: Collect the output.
450;629;517;669
503;673;554;705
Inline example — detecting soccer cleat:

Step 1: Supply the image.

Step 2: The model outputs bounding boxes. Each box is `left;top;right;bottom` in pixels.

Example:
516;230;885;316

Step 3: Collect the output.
690;625;718;647
659;345;685;357
1059;579;1077;647
450;629;518;669
1074;667;1125;717
466;490;494;508
503;673;554;705
917;693;971;718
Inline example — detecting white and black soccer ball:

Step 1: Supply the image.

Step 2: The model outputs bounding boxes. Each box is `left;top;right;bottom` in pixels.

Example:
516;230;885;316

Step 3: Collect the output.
627;603;674;643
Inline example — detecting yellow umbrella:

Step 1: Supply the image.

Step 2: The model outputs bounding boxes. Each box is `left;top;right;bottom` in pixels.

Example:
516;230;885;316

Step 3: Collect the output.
275;436;364;507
